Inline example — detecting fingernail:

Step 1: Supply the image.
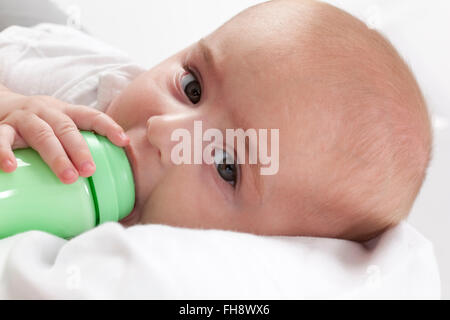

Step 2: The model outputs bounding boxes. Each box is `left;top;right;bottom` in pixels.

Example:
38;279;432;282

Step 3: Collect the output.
80;161;95;174
62;168;77;181
118;132;128;141
2;159;13;170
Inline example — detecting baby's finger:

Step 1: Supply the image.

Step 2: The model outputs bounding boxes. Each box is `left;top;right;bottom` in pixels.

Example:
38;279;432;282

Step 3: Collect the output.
15;113;79;184
40;111;96;178
65;105;129;146
0;124;17;172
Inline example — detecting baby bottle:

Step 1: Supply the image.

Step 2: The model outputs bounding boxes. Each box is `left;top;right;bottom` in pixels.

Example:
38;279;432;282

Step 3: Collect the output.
0;131;135;239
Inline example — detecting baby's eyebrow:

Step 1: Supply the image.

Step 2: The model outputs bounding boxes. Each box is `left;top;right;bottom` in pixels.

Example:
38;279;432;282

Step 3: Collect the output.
197;38;217;76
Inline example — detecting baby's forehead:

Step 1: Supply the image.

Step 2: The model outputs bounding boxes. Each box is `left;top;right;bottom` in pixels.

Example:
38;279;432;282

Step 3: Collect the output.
203;34;310;126
203;2;322;65
205;0;379;78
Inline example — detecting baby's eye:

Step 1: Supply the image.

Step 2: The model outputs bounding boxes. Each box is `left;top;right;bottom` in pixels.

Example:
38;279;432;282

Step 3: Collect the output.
214;148;238;187
180;72;202;104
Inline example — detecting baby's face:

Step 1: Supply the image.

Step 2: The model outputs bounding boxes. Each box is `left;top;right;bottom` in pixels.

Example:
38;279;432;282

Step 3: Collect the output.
105;0;369;239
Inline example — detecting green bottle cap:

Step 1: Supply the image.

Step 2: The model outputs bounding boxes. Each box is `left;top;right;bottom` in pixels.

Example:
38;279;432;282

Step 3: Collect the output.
81;131;135;224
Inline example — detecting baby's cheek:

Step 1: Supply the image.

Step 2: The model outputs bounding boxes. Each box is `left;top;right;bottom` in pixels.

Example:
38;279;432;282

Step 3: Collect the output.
139;175;200;227
139;164;239;230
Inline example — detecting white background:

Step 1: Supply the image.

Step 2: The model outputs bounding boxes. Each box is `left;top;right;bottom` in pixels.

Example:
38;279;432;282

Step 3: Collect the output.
51;0;450;299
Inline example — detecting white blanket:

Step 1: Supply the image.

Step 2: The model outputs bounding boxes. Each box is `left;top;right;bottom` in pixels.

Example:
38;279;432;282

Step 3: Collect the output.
0;221;440;299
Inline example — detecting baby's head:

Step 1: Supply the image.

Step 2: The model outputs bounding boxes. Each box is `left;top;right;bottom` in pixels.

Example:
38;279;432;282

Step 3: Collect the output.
106;0;431;242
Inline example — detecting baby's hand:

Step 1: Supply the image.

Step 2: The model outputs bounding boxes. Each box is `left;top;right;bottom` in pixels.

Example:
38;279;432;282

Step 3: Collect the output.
0;87;129;184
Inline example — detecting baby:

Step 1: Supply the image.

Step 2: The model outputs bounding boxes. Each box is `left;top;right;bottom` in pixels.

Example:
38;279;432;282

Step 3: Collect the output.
0;0;431;242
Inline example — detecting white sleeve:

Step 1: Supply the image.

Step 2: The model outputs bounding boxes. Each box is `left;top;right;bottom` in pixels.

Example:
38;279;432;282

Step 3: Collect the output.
0;222;441;299
0;23;144;109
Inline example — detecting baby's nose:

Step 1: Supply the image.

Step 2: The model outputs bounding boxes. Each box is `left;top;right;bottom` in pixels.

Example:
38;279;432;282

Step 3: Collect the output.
146;113;196;166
